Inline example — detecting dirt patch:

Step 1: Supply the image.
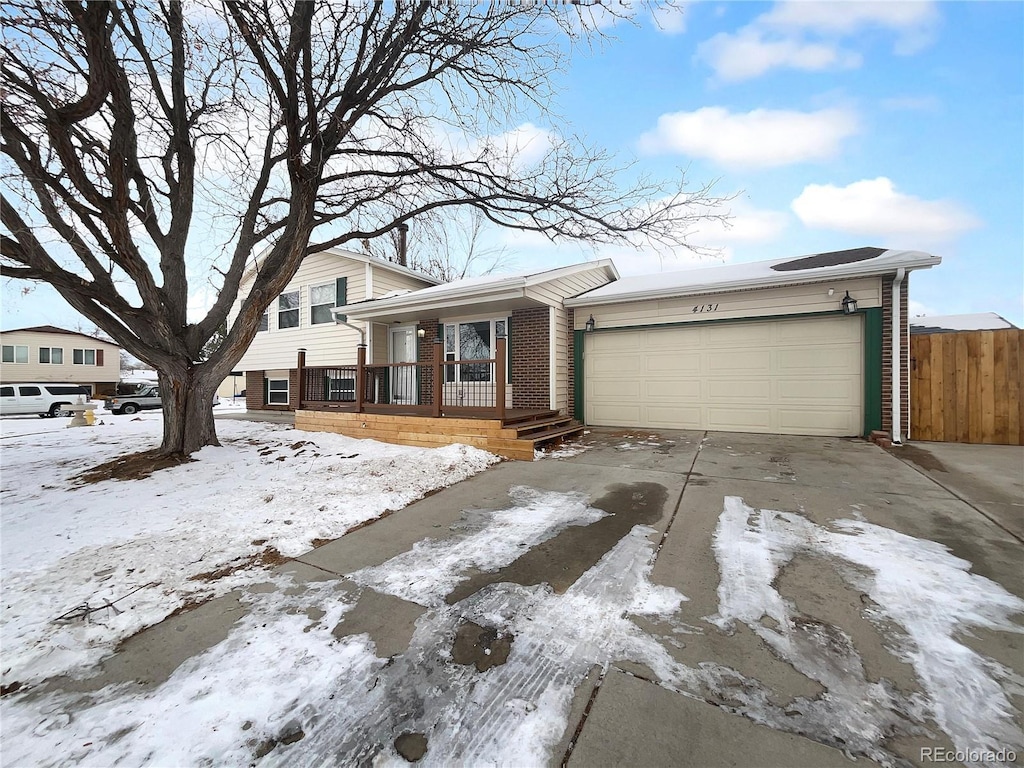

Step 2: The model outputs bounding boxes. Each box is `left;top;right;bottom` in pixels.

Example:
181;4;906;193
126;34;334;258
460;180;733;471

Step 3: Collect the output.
451;621;514;672
191;547;288;582
892;443;947;472
1;681;23;697
394;732;428;762
254;723;305;759
75;449;194;483
445;482;668;604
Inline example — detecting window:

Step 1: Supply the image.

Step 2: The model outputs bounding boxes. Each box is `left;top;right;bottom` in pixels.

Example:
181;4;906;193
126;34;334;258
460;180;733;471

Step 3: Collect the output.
18;386;41;396
328;377;355;401
267;378;289;405
45;385;90;396
442;317;510;383
73;348;98;365
278;291;300;329
39;347;64;364
310;283;336;325
258;309;269;332
2;345;28;364
0;387;14;397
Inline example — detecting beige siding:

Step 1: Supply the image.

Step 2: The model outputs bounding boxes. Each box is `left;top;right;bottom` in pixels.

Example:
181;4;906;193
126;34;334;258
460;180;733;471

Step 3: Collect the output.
553;305;568;411
231;252;434;372
525;268;612;307
573;278;882;330
0;330;120;385
370;323;389;364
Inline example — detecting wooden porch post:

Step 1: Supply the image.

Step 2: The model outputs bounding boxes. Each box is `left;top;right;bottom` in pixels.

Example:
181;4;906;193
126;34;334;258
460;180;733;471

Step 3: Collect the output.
495;335;507;421
296;348;306;408
432;337;443;418
355;344;366;413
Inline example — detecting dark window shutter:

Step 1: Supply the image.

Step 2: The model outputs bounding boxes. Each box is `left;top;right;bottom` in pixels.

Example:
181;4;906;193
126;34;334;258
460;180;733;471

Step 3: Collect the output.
96;349;104;367
335;277;348;322
263;377;269;405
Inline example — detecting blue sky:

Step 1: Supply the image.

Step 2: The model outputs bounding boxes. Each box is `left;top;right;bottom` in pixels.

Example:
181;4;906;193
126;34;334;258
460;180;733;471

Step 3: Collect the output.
2;1;1022;330
505;0;1023;325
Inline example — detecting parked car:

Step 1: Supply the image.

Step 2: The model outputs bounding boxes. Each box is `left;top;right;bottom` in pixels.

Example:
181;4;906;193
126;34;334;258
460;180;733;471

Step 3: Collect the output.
0;383;93;417
108;385;220;415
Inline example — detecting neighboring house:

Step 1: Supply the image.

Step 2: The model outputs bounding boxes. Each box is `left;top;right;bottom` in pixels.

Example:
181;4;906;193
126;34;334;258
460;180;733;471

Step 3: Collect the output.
910;312;1018;334
0;325;122;396
229;248;440;410
265;246;939;458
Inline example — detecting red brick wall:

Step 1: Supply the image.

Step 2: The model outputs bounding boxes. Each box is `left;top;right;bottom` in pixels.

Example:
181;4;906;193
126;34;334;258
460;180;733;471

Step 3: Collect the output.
567;308;576;419
246;369;299;411
511;306;550;409
417;319;439;406
881;275;910;438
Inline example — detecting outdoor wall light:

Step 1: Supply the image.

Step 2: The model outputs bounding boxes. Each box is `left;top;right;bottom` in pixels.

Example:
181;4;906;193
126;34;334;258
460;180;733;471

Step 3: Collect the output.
585;315;596;332
416;328;426;339
841;291;858;315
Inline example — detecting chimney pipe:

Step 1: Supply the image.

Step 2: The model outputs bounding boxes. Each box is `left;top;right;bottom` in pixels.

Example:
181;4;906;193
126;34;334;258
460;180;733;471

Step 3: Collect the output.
397;222;409;267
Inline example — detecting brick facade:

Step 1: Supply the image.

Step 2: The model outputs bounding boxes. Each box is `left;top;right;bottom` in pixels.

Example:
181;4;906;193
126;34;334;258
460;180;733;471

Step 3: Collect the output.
881;274;910;439
245;368;299;412
510;306;550;409
416;319;439;406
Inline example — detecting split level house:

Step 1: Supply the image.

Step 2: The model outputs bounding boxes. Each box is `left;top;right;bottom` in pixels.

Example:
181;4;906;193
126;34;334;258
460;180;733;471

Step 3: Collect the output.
0;325;122;396
231;246;941;459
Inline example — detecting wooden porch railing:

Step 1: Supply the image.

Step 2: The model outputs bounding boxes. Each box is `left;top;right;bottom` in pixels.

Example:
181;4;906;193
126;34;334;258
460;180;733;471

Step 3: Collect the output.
298;336;507;419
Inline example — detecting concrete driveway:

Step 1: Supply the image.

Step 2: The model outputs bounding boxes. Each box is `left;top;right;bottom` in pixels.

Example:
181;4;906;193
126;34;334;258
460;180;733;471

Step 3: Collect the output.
28;429;1024;767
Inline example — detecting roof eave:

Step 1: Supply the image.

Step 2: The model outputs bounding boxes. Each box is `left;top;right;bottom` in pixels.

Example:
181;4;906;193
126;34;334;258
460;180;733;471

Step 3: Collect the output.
341;283;529;321
565;252;942;307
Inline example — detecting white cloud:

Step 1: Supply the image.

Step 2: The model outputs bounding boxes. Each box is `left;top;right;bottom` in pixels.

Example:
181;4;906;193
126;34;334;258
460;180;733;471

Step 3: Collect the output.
649;3;688;35
697;0;939;82
637;106;858;169
698;29;860;82
791;177;981;240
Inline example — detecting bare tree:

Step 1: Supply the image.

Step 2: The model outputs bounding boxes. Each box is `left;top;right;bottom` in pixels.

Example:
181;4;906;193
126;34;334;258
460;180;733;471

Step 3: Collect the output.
362;208;512;283
1;1;724;456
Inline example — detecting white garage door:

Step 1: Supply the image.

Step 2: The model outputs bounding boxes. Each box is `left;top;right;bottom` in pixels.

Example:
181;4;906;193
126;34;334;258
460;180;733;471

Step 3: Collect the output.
584;315;863;436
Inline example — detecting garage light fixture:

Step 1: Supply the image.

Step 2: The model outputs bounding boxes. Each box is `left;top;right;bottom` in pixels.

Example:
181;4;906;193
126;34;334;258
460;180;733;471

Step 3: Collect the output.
841;291;858;315
585;315;596;332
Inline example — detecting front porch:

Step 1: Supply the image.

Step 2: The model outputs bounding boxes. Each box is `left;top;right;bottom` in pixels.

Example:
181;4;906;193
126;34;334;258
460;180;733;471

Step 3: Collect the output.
295;337;582;459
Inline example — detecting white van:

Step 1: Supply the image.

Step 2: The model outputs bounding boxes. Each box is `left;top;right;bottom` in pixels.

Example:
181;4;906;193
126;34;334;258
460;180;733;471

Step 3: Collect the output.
0;383;93;417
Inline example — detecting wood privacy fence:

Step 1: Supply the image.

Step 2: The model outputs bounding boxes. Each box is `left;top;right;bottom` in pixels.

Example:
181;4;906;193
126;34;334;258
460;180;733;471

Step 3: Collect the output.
910;329;1023;445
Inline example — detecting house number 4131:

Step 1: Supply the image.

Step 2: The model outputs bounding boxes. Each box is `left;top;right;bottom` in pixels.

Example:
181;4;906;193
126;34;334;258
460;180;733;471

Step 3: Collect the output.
692;303;719;313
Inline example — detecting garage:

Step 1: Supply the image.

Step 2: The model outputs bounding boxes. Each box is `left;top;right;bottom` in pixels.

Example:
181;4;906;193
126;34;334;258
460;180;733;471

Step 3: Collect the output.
584;314;864;436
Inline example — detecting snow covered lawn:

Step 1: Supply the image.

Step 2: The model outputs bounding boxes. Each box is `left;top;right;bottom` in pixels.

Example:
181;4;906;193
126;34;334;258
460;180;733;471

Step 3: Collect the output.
0;408;498;686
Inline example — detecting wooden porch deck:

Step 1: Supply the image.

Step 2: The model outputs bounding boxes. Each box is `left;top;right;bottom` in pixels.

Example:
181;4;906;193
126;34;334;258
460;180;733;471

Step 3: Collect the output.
295;405;583;461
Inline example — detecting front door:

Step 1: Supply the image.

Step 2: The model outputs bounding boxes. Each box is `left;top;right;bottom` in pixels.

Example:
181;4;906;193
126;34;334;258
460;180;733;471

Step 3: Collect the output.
389;326;418;405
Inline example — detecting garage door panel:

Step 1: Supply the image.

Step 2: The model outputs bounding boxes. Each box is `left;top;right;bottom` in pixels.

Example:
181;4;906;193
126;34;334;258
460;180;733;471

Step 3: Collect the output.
705;323;772;346
708;350;772;373
585;315;863;437
645;352;700;374
643;405;703;428
645;379;701;400
706;407;773;431
707;378;771;401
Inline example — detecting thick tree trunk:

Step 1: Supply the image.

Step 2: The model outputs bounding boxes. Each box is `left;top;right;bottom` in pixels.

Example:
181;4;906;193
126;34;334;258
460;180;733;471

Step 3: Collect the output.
157;367;220;456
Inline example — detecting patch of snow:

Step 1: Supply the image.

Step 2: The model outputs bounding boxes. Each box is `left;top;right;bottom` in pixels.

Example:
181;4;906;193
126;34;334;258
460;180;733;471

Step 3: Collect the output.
534;441;588;460
708;496;1024;760
0;416;498;685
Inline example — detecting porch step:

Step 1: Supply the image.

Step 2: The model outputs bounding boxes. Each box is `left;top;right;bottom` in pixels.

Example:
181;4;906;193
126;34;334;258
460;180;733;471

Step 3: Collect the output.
501;409;559;426
513;415;575;438
524;422;585;448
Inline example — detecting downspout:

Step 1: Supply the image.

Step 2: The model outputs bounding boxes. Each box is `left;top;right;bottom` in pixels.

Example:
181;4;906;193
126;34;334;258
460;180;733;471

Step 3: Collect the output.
891;267;905;445
332;312;366;346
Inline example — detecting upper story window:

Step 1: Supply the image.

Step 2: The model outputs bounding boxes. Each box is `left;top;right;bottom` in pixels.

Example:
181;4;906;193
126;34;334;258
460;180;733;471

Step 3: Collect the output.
2;345;29;364
73;348;104;366
278;291;300;329
258;308;269;332
39;347;64;364
310;283;336;325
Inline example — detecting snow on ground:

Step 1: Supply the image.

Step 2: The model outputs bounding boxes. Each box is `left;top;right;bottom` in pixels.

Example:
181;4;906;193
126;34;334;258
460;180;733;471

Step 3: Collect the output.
709;496;1024;761
0;408;498;686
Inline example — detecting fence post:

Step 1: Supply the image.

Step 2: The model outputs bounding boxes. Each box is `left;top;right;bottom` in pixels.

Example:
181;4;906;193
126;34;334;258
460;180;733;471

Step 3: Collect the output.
296;348;306;408
432;337;443;418
495;335;506;422
355;344;366;413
